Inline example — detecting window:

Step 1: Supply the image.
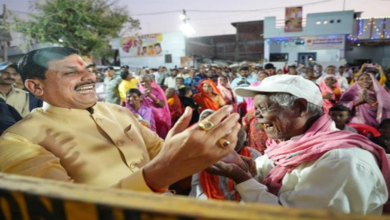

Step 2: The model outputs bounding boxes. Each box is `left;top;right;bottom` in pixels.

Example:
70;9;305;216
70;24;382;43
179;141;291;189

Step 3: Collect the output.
270;53;289;62
165;54;172;63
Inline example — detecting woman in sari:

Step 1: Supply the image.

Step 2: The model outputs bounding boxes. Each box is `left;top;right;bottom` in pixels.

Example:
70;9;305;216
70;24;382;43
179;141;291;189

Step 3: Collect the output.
384;72;390;94
217;76;236;105
319;75;342;114
245;71;269;111
138;74;171;138
193;79;225;113
242;108;268;154
165;87;185;126
125;88;156;132
339;72;390;128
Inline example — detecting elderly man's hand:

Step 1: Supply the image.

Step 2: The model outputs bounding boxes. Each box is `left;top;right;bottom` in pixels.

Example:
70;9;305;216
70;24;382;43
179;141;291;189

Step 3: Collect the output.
143;106;241;190
205;154;256;184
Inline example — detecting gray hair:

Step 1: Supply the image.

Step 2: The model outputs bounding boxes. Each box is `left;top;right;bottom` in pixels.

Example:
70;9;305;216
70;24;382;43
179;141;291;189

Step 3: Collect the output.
268;93;323;117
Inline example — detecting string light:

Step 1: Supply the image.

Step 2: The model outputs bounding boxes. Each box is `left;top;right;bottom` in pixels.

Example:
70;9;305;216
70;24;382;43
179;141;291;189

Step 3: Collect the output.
357;17;390;20
352;18;390;40
265;37;305;45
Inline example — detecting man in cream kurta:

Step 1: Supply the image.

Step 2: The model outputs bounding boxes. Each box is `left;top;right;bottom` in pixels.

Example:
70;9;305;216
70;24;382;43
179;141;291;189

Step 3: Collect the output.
0;46;241;193
0;102;162;191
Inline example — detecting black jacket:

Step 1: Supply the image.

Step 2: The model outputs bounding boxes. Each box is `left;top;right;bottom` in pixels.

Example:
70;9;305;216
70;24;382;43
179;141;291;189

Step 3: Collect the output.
0;98;22;135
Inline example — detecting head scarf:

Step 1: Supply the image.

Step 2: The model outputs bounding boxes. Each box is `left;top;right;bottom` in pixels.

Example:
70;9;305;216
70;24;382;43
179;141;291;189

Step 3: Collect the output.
217;76;235;103
193;79;223;113
339;73;390;127
319;75;341;114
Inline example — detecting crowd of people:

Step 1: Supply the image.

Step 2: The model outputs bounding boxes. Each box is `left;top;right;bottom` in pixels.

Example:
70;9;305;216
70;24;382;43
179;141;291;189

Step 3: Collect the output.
89;60;390;155
0;46;390;215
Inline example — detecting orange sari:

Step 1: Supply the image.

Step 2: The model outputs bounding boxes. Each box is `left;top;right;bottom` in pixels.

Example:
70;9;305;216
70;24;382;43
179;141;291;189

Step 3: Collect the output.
167;91;184;125
193;79;224;113
200;147;252;201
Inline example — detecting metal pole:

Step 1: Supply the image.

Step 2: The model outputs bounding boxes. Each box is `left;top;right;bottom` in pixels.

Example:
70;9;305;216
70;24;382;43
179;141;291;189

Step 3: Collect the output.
3;4;8;61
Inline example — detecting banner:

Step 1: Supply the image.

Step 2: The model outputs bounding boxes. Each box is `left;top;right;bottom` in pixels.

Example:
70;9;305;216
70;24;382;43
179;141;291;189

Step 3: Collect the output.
285;7;303;32
120;33;163;58
180;56;194;67
305;36;345;50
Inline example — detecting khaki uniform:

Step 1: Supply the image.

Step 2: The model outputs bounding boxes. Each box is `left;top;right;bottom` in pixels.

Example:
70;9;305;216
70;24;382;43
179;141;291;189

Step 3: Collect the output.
0;102;163;193
0;86;29;117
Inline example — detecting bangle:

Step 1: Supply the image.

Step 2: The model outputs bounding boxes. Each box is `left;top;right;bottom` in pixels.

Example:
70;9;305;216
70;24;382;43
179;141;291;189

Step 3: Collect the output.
371;101;378;107
144;174;168;193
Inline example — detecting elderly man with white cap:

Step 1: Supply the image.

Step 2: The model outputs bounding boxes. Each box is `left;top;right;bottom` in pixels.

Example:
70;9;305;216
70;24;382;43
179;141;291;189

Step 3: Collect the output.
206;75;390;215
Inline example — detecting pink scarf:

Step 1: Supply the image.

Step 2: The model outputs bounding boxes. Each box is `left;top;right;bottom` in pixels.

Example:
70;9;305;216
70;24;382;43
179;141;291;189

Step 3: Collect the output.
262;114;390;213
217;77;235;104
139;77;171;138
245;81;262;111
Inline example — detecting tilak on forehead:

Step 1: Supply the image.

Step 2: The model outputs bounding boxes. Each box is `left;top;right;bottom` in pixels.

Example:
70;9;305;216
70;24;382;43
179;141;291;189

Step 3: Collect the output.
77;57;85;66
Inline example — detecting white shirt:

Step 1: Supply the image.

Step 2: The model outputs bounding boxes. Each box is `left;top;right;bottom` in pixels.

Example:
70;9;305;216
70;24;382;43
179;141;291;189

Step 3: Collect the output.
164;76;177;89
153;71;160;83
235;146;388;215
314;71;326;78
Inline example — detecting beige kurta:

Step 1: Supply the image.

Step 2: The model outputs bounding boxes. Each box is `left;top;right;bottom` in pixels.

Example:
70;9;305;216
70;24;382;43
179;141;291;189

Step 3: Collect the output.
0;102;163;192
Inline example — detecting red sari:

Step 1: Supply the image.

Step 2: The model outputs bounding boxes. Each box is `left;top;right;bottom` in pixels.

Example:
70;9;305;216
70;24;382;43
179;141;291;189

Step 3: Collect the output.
243;109;268;154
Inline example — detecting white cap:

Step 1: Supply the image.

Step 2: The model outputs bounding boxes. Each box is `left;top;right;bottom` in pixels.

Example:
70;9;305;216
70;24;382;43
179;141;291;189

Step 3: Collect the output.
234;75;323;107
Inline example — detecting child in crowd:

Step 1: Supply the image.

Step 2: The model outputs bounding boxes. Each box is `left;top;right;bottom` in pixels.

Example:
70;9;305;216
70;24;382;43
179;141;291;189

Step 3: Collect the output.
329;105;357;133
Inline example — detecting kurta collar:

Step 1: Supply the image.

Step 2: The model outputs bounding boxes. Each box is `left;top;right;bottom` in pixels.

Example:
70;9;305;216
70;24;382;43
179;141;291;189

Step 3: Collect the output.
42;102;96;115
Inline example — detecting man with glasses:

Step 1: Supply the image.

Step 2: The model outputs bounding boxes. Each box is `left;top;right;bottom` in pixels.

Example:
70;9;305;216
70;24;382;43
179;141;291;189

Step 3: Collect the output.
0;62;29;117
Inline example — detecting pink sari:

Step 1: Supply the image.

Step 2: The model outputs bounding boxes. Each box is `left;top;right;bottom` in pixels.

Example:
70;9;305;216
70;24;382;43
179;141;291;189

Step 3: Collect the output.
319;75;342;114
139;77;171;138
244;81;261;111
263;114;390;213
339;73;390;128
217;77;236;105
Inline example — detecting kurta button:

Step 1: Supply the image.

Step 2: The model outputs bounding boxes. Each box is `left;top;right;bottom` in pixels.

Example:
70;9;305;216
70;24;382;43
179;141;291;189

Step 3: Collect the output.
96;118;102;123
117;140;124;146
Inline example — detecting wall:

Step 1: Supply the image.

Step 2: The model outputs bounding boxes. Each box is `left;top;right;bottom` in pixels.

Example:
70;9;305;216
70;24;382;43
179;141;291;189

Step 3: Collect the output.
264;11;355;39
265;39;347;70
234;21;264;61
117;32;186;69
345;44;390;67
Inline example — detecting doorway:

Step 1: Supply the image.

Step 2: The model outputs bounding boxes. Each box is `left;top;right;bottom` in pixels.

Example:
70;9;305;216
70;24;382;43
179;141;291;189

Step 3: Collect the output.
298;53;317;66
